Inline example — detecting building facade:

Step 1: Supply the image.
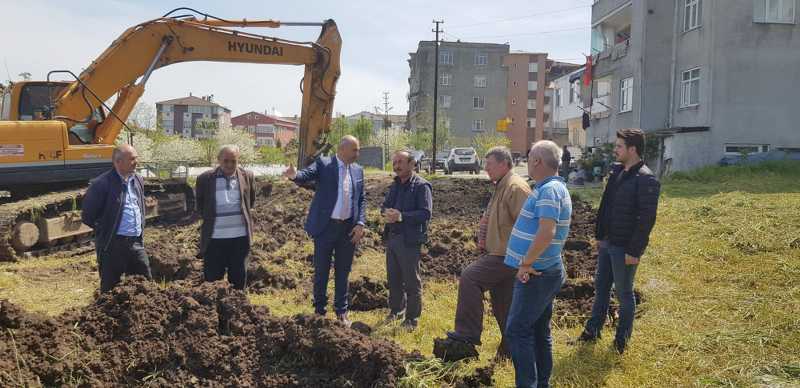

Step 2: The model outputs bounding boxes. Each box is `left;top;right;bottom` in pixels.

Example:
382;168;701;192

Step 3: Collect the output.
548;66;588;149
589;0;800;173
231;111;298;147
156;95;231;139
407;41;509;147
504;53;582;153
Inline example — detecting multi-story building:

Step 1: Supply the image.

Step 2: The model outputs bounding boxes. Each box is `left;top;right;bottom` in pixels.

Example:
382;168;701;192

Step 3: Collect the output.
156;94;231;139
407;41;509;147
548;66;588;149
589;0;800;173
504;53;581;153
345;111;407;134
231;111;298;147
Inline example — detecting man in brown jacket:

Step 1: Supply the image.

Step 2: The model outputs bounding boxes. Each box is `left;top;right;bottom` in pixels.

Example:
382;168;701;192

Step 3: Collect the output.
436;146;531;361
195;145;256;290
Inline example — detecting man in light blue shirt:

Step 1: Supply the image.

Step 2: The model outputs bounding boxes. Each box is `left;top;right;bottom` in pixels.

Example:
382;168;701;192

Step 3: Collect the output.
504;140;572;388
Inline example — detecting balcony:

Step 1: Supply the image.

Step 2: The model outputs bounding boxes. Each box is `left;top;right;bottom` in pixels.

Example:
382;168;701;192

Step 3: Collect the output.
592;2;631;60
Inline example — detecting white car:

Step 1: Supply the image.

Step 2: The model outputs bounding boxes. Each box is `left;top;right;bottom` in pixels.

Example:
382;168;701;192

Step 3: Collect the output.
444;147;481;174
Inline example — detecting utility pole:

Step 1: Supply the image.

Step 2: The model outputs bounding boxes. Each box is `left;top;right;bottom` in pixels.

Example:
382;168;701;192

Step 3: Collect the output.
375;91;392;166
431;19;443;174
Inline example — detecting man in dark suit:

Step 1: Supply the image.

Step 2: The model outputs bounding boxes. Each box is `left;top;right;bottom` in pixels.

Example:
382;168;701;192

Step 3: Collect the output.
283;135;366;326
81;144;151;292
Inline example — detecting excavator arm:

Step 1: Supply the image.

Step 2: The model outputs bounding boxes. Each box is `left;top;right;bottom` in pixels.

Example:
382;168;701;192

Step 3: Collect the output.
53;12;340;166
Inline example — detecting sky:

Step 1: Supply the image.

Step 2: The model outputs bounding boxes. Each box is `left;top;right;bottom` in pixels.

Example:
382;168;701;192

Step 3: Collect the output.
2;0;591;118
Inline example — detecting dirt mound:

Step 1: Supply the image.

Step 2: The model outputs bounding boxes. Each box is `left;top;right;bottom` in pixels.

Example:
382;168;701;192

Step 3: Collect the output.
349;276;389;311
455;364;495;388
0;278;408;387
555;279;645;328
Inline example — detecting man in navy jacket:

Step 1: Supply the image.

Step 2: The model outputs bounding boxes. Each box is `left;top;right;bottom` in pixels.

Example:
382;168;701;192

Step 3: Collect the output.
82;144;151;292
283;136;366;326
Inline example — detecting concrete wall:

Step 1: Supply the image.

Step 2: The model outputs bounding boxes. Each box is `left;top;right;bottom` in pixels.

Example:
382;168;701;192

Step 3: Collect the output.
357;146;384;170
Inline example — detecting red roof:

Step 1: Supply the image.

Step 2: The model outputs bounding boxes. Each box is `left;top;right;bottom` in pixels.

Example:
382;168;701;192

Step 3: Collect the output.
231;111;298;129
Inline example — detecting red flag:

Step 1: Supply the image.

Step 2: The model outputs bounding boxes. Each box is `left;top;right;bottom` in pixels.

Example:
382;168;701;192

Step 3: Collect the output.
583;55;593;87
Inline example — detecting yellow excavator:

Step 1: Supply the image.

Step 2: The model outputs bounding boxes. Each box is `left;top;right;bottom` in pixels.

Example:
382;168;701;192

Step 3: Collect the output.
0;8;341;260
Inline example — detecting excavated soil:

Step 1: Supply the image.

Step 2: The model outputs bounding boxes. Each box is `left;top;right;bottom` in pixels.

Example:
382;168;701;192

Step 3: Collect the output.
0;277;407;387
349;276;389;311
142;176;639;327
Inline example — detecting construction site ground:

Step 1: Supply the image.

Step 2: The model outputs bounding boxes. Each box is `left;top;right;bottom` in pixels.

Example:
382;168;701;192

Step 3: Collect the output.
2;162;799;387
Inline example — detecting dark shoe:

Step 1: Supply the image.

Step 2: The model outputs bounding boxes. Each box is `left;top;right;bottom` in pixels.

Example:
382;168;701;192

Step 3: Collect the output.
446;331;482;346
336;312;352;328
568;330;599;345
401;319;418;331
613;338;626;354
433;337;479;362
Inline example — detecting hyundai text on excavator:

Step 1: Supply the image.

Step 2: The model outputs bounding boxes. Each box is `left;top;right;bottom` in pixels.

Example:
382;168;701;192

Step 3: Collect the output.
0;8;341;260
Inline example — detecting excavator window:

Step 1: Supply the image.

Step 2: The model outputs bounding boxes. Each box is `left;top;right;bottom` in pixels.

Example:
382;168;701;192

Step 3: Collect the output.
18;84;59;121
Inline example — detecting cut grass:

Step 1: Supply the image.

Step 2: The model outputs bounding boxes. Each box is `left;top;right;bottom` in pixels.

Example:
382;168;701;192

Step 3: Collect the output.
1;161;799;386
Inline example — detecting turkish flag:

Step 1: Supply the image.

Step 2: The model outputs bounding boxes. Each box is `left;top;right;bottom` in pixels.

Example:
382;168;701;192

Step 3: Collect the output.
583;55;593;87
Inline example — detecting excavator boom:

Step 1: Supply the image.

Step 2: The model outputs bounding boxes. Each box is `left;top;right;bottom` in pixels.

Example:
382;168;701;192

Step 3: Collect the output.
54;14;340;164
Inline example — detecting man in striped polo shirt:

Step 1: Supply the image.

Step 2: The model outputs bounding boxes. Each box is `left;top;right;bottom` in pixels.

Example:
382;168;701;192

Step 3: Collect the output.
504;140;571;388
196;145;257;290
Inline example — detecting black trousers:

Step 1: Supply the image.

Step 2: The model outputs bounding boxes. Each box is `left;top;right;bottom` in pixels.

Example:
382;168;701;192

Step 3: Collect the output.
203;236;250;290
386;233;422;321
98;235;151;292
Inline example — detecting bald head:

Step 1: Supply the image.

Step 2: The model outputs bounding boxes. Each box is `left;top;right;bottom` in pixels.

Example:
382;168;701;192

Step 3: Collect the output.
112;144;139;178
337;135;361;164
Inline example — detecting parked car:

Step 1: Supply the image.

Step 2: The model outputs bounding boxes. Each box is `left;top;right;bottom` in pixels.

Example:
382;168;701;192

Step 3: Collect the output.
435;151;449;171
444;147;481;175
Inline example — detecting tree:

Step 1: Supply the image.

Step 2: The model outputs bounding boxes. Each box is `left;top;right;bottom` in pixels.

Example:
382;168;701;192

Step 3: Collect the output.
214;126;257;165
351;116;374;145
258;146;288;165
127;102;155;131
472;133;512;159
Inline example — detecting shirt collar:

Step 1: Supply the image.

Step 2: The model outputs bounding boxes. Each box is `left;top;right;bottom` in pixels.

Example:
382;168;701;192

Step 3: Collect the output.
394;173;415;185
534;175;564;189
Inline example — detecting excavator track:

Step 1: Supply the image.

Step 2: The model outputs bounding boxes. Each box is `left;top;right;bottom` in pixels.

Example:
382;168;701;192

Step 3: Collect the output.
0;181;194;262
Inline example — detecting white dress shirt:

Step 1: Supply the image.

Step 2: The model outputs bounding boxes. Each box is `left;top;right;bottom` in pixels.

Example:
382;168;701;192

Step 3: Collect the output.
330;156;353;220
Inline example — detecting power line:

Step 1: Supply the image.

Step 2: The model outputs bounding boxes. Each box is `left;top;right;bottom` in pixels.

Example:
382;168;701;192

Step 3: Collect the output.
447;5;591;29
461;26;589;40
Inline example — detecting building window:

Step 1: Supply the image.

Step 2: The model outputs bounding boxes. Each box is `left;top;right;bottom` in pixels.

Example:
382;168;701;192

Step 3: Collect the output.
473;96;486;110
441;95;452;108
766;0;795;23
684;0;702;31
440;73;451;86
570;82;580;103
474;75;488;88
680;68;701;107
475;52;488;66
527;118;536;128
473;119;485;131
512;98;517;105
527;99;536;109
620;77;633;112
440;50;453;65
513;81;518;87
528;81;538;91
555;88;563;107
724;144;770;155
528;62;538;73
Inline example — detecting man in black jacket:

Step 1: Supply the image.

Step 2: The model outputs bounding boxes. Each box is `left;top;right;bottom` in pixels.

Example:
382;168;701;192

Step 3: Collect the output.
82;144;151;292
382;150;432;330
574;128;660;354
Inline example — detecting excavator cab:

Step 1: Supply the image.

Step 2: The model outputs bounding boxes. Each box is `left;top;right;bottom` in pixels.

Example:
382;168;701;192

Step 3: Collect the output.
4;81;103;144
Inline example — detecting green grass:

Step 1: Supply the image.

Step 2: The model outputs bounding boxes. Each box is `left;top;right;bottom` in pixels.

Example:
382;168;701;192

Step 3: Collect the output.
2;161;799;386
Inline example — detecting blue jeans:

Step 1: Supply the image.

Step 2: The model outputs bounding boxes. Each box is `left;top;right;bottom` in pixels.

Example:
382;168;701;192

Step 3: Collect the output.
312;220;355;315
505;265;566;388
585;241;638;342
